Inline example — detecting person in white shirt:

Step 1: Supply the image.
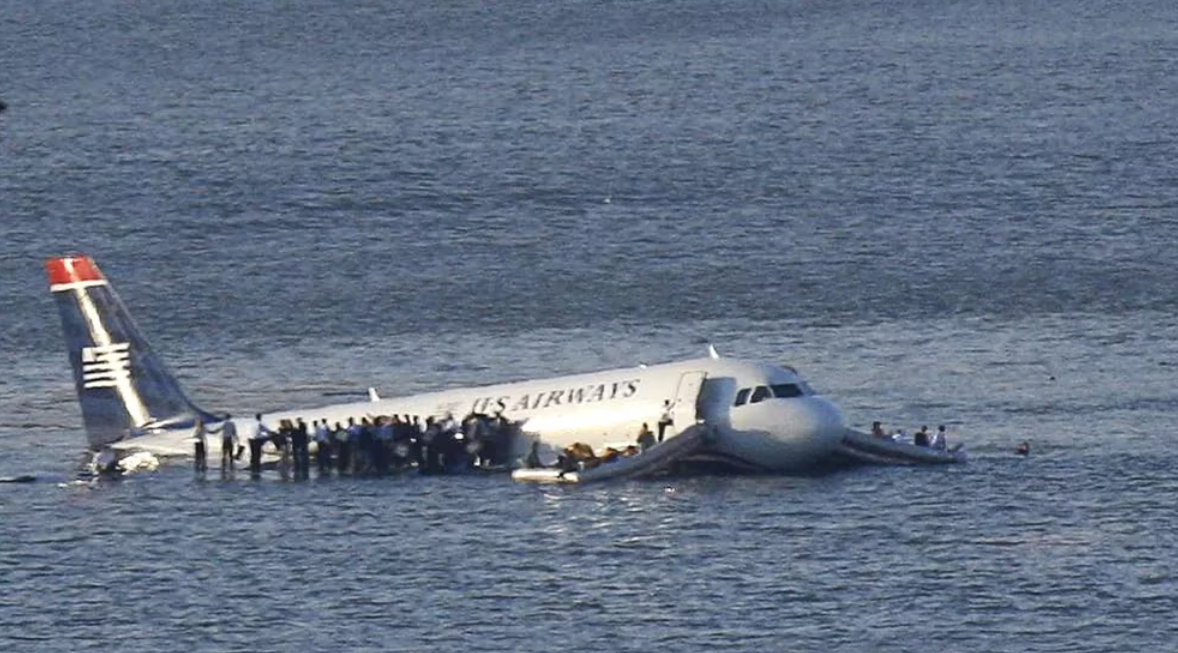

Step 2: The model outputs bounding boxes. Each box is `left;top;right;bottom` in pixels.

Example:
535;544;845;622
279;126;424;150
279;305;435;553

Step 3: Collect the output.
657;399;675;442
931;425;947;450
313;419;332;474
245;413;273;475
209;415;239;471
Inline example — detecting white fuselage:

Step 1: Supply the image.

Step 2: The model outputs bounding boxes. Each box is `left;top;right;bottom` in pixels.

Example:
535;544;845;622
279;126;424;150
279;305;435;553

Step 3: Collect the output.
194;356;848;473
49;254;847;474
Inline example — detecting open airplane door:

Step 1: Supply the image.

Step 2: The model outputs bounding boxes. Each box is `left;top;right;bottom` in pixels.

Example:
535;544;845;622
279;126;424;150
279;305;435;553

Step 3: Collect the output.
671;371;708;428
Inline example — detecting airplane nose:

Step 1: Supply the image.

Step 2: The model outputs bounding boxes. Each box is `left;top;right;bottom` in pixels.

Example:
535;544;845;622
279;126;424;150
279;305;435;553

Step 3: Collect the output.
797;396;848;446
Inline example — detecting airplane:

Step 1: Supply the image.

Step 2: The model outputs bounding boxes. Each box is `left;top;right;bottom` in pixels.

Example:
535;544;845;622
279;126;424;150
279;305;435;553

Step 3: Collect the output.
46;254;850;474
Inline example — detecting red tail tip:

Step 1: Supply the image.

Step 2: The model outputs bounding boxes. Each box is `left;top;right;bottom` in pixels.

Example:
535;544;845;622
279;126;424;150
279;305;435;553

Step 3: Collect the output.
46;255;106;287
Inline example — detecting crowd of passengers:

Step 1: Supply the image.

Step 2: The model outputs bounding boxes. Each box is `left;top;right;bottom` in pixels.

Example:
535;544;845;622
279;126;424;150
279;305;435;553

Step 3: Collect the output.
196;405;678;478
201;411;520;478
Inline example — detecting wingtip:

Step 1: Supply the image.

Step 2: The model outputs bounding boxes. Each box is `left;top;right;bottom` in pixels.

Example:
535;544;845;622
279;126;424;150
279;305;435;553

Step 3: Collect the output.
46;254;105;288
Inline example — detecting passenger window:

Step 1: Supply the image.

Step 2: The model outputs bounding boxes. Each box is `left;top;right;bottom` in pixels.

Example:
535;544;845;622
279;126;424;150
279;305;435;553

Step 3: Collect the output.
771;383;803;398
750;386;772;404
734;388;750;407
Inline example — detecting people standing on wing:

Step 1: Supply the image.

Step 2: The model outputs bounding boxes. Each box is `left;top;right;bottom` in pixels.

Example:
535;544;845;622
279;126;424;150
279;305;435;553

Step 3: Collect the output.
914;425;930;447
410;415;424;468
373;416;392;475
333;421;351;474
274;419;294;479
193;417;209;473
421;416;439;473
433;414;457;471
481;415;504;468
930;425;947;450
362;417;381;476
382;416;398;469
523;440;542;469
209;414;239;473
344;417;363;474
636;423;656;451
461;413;482;468
246;413;273;477
657;400;674;442
488;412;510;466
390;415;412;470
312;419;332;474
293;417;310;478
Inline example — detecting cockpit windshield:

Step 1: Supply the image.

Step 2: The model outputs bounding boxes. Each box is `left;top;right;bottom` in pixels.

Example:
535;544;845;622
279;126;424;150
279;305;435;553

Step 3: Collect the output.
734;382;807;407
771;383;803;398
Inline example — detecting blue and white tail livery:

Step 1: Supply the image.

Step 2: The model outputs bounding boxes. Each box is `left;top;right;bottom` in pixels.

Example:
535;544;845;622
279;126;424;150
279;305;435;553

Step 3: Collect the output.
47;254;850;472
46;255;217;450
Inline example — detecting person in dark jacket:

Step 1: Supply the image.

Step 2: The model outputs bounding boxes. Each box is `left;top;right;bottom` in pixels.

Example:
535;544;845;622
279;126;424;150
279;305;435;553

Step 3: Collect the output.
293;418;310;478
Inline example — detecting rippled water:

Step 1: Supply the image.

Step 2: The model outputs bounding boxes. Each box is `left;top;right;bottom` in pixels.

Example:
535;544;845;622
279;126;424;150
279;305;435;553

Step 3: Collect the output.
3;0;1178;650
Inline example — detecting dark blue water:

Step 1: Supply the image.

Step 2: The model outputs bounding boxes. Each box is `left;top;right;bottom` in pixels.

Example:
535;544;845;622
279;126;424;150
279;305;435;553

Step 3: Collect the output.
3;1;1178;650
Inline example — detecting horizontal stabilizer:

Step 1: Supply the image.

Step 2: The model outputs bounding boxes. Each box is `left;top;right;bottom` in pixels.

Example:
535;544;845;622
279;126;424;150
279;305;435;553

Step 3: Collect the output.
109;431;197;457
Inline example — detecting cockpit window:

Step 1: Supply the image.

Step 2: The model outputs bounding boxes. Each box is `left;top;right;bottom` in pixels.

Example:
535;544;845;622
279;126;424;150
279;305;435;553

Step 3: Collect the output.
771;383;803;398
750;386;772;404
734;388;750;407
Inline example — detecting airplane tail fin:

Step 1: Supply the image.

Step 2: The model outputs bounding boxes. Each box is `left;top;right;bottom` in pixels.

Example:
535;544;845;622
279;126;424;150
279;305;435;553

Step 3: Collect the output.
45;255;218;449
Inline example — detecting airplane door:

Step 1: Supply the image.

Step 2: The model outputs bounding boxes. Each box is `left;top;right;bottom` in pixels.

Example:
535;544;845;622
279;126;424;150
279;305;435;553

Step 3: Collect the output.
671;371;708;426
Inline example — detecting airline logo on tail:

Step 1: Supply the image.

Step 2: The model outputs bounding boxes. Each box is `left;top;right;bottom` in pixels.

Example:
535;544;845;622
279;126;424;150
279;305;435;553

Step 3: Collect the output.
81;342;132;388
46;254;218;448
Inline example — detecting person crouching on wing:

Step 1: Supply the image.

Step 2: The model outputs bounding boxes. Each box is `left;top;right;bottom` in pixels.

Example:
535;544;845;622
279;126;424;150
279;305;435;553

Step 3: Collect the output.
636;423;656;451
569;442;600;469
557;447;579;474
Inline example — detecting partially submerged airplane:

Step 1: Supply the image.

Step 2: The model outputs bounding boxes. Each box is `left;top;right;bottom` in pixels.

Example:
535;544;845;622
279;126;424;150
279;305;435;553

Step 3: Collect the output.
46;254;852;474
